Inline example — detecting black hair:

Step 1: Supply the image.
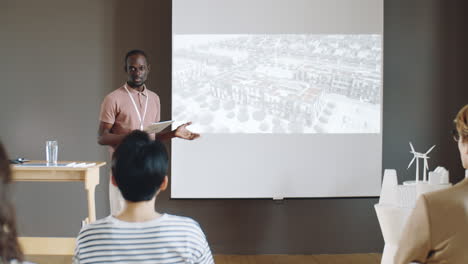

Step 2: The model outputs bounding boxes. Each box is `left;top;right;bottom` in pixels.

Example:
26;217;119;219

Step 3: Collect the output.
0;141;24;262
112;131;168;202
124;49;149;71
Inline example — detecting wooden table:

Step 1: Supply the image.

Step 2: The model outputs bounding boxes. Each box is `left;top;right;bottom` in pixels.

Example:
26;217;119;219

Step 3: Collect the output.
12;161;106;255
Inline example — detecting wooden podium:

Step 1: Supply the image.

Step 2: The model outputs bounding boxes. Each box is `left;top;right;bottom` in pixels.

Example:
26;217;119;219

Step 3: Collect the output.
12;161;106;255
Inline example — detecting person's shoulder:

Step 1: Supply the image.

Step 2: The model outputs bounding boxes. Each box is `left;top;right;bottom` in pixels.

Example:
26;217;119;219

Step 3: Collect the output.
419;179;468;241
146;88;160;99
163;213;198;223
77;216;114;238
103;86;126;100
419;179;468;222
161;214;208;243
162;214;202;230
425;178;468;203
88;215;115;226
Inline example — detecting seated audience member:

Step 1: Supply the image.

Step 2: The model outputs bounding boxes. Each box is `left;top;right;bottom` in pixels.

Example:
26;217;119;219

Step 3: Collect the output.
395;104;468;264
74;131;213;264
0;142;35;264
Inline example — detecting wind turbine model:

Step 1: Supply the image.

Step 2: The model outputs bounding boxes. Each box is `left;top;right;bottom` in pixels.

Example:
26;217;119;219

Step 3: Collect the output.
407;142;436;183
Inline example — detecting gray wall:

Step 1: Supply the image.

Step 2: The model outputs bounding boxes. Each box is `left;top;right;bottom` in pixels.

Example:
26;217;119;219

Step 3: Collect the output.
0;0;467;254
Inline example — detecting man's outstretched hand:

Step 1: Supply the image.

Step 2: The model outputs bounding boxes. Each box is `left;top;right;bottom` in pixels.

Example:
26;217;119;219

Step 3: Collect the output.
174;122;200;140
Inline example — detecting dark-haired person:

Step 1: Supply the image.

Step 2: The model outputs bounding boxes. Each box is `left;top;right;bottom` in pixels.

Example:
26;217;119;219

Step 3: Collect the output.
0;142;35;264
98;49;200;214
395;104;468;264
75;131;213;264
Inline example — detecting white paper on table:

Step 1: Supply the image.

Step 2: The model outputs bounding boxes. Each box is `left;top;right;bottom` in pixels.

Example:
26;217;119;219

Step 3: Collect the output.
17;162;96;168
67;162;96;167
17;163;70;167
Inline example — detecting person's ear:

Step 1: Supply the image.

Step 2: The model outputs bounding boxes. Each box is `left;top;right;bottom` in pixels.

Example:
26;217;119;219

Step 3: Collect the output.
160;175;168;191
147;64;151;72
111;174;118;187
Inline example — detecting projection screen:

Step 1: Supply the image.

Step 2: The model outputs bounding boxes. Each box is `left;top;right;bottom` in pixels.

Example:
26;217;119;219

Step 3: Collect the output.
172;0;383;198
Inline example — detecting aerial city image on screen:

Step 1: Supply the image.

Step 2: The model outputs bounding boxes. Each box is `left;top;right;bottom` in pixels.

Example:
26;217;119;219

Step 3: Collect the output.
172;34;382;134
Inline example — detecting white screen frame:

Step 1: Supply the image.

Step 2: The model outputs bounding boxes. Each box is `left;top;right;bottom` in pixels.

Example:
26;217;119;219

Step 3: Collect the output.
171;0;383;198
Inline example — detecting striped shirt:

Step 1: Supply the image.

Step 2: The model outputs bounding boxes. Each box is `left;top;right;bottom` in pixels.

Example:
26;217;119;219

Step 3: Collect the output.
74;214;213;264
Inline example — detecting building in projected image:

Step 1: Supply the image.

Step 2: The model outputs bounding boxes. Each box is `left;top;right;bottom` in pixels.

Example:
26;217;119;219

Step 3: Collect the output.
172;34;381;134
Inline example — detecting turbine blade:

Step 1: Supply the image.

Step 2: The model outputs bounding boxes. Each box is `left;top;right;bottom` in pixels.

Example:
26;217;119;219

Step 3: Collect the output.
408;156;416;169
425;159;429;171
409;142;415;152
425;145;436;155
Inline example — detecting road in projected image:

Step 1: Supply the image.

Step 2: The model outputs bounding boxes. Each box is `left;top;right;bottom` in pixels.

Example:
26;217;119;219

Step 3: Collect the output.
172;34;382;134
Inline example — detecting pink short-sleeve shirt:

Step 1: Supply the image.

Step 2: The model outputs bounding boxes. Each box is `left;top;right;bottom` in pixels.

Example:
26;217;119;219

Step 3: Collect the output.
99;84;161;145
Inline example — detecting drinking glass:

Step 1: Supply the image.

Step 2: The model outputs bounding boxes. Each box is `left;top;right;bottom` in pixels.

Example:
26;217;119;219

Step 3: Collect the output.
46;140;58;166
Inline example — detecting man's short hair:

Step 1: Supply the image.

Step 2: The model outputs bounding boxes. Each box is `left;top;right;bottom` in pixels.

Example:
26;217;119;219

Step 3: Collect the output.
124;49;149;70
112;130;168;202
454;104;468;142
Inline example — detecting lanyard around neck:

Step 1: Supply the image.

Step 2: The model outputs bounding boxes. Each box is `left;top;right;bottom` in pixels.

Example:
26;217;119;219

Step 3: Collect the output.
124;84;149;130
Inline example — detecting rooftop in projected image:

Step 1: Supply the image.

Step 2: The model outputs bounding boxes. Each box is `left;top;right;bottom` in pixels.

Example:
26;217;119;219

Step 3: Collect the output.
172;34;382;134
